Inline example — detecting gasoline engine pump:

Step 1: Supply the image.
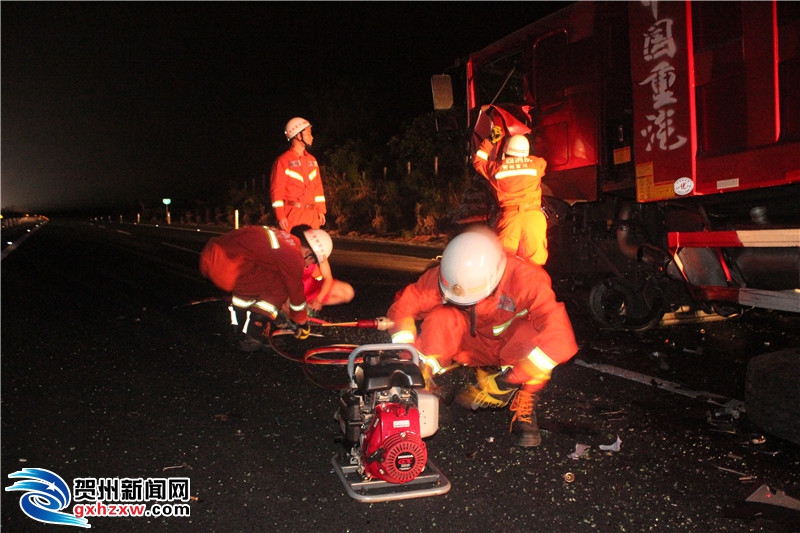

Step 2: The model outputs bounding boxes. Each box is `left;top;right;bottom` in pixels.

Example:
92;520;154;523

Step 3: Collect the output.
332;343;451;502
180;298;452;501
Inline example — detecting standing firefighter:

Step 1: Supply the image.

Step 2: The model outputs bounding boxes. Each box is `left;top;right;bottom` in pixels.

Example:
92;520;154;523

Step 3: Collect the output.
270;117;327;231
386;225;578;447
199;225;326;352
473;126;549;265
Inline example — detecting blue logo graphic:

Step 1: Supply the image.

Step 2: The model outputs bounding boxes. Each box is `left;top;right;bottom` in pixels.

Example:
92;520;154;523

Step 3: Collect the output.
5;467;90;528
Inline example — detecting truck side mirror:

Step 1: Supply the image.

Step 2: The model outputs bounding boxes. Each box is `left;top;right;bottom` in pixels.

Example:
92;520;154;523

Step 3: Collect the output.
431;75;454;110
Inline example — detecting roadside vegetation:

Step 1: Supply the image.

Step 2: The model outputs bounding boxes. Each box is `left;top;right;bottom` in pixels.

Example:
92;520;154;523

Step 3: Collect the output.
204;108;472;239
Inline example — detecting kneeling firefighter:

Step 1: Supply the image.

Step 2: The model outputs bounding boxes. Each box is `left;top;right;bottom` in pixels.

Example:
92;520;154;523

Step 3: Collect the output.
199;225;331;351
386;225;578;446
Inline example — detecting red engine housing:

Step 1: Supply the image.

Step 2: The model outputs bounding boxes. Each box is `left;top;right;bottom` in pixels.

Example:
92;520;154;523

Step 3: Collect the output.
362;402;427;483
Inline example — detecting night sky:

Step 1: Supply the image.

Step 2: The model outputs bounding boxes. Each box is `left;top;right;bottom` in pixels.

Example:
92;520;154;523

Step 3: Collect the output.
2;2;567;214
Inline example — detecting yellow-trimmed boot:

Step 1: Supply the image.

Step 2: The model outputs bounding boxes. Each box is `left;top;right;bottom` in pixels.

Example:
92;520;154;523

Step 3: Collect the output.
456;368;519;410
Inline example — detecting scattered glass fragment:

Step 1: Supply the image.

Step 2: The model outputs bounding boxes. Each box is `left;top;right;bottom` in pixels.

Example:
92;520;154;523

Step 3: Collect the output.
599;436;622;452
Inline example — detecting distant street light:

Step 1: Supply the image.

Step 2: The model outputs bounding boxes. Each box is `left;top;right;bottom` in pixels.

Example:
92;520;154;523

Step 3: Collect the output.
163;198;171;225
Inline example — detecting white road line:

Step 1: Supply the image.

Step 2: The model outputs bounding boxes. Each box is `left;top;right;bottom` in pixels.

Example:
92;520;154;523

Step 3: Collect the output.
573;359;745;413
161;242;199;254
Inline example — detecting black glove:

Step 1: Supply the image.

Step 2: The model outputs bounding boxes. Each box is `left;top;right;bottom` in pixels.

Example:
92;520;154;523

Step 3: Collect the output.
489;125;504;144
292;321;311;340
273;311;292;330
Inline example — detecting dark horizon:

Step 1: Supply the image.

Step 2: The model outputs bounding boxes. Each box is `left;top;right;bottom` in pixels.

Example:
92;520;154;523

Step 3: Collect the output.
2;2;569;214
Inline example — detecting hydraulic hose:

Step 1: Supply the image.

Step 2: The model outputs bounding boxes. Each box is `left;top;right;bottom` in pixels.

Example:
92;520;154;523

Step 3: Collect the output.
267;316;397;389
177;296;399;388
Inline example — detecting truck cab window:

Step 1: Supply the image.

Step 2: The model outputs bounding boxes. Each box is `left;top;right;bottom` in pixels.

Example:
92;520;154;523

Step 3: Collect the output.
534;30;568;111
473;51;527;108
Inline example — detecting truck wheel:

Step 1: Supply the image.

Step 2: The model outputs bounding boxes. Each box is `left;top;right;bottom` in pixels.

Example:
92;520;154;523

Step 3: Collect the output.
588;276;664;331
745;348;800;445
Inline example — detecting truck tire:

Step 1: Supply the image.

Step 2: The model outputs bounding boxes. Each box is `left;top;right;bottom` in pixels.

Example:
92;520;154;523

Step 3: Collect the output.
588;276;664;331
745;348;800;445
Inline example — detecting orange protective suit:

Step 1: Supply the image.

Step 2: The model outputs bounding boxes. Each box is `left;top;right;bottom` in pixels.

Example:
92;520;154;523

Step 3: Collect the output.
473;138;549;265
270;148;326;229
387;253;577;389
302;263;327;304
199;226;308;324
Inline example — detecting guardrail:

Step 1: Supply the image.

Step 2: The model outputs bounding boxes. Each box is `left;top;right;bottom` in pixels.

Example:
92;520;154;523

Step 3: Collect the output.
1;216;49;229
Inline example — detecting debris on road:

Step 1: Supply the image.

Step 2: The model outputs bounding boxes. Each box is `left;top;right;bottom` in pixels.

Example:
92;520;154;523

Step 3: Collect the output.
599;436;622;452
745;484;800;511
717;466;750;477
568;443;591;460
162;462;191;471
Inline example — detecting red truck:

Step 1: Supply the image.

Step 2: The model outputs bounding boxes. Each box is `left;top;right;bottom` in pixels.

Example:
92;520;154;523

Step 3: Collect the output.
433;1;800;330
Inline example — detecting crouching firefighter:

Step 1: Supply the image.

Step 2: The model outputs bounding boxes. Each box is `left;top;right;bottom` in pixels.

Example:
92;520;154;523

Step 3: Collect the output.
386;225;578;447
199;225;326;351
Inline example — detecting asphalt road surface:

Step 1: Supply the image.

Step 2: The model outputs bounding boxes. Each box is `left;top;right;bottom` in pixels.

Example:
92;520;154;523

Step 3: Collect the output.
2;219;799;532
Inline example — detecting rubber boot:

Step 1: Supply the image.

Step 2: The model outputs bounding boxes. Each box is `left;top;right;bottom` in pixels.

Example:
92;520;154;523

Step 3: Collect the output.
247;313;270;339
237;312;269;352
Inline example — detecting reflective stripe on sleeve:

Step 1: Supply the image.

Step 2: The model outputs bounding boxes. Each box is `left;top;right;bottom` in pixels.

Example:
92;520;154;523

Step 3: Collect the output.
391;330;415;344
288;301;307;313
419;353;445;375
476;149;489;161
272;200;285;208
314;195;326;203
527;346;558;372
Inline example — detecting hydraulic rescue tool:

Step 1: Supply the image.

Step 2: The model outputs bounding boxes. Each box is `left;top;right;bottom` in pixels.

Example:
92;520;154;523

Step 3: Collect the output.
332;343;451;502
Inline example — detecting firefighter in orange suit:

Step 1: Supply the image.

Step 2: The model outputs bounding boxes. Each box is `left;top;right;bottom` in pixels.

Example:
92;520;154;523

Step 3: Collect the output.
199;225;326;351
270;117;327;231
290;224;354;316
386;225;578;447
473;127;549;265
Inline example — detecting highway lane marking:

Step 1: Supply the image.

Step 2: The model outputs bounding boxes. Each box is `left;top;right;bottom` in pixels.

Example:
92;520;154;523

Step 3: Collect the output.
573;358;745;414
161;242;200;254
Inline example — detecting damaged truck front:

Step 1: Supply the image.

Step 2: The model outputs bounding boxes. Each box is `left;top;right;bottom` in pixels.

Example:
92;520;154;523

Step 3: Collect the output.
433;1;800;330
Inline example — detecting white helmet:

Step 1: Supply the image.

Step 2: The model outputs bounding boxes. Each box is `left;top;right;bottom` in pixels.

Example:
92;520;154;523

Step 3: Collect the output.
438;225;507;305
505;135;530;157
304;228;332;263
285;117;311;141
